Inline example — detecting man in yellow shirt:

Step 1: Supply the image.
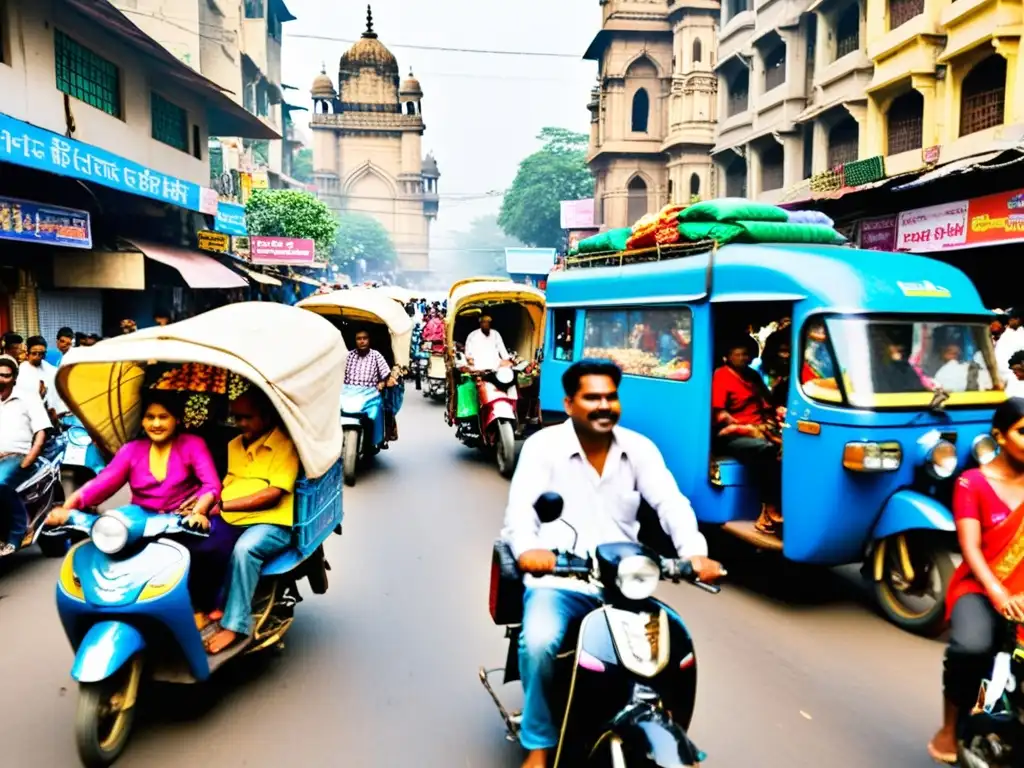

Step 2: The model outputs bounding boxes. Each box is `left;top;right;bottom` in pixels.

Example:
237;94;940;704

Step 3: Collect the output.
207;388;300;654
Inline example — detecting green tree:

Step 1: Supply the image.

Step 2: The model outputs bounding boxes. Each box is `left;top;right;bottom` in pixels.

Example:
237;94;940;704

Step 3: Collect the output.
434;214;524;277
291;148;313;184
333;211;397;271
245;189;338;259
498;127;594;248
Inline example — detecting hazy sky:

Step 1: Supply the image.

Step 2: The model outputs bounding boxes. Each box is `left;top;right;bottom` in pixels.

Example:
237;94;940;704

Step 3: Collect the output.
281;0;598;235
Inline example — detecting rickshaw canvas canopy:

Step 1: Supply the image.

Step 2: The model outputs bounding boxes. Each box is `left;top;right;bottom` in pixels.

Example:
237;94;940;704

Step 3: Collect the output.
448;276;510;300
447;281;547;356
298;290;413;368
56;303;346;479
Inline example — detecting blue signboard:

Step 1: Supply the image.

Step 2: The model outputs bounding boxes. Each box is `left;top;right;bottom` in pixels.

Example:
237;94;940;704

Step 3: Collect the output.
0;111;215;214
215;201;248;236
0;196;92;248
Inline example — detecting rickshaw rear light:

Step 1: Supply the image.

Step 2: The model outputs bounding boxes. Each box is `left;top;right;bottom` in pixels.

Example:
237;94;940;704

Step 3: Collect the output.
843;441;901;472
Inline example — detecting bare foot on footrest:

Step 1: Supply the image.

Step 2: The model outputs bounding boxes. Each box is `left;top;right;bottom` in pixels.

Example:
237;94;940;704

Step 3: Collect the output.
206;628;241;654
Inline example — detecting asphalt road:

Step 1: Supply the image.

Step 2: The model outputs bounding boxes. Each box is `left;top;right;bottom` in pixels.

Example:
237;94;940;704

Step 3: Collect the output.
0;393;947;767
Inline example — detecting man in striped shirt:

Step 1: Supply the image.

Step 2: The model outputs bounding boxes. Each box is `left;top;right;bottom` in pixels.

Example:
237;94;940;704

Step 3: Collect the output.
344;329;391;389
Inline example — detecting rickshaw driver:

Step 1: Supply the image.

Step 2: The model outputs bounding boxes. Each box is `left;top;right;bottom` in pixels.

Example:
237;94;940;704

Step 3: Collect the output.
503;359;724;768
712;338;782;536
344;328;400;442
465;314;511;370
206;388;300;655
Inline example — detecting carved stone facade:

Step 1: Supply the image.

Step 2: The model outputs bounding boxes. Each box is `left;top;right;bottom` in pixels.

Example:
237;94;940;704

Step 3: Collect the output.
585;0;720;229
309;7;437;274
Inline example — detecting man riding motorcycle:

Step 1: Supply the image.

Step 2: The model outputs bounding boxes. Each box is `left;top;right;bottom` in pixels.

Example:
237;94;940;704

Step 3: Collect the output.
500;358;724;768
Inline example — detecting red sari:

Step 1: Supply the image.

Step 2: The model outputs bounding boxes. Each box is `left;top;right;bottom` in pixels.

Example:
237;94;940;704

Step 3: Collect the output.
946;469;1024;619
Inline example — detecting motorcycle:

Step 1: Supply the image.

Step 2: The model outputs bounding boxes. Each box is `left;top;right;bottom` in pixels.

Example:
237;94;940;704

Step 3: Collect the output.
958;621;1024;767
340;385;387;487
424;345;446;402
481;493;717;767
0;430;69;559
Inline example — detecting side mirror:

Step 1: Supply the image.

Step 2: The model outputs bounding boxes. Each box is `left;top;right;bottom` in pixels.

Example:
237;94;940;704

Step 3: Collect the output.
534;492;564;524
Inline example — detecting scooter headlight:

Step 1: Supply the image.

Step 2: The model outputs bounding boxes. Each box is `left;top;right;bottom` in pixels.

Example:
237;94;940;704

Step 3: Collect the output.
972;434;998;466
616;556;661;601
66;427;91;447
927;440;958;480
91;514;129;555
495;367;514;385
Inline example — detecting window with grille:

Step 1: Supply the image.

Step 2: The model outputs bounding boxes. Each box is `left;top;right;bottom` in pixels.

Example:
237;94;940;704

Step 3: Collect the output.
888;0;923;30
151;92;189;152
827;117;859;167
244;0;264;19
887;90;923;154
764;42;787;91
960;55;1007;137
835;4;860;60
727;71;749;116
54;30;121;118
760;143;784;191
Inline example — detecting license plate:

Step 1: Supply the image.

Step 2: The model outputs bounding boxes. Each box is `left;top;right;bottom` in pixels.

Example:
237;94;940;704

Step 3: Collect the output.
63;444;88;465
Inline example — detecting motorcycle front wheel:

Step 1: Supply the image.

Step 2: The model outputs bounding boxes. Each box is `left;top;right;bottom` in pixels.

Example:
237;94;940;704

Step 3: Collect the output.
75;655;143;767
495;420;515;478
342;431;359;487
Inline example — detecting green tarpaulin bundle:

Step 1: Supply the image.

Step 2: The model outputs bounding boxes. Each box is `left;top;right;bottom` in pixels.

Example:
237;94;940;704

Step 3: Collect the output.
677;198;790;223
571;227;632;255
677;220;847;246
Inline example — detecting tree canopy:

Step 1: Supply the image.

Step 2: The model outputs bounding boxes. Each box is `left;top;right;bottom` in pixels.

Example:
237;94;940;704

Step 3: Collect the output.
291;148;313;184
498;127;594;248
333;211;397;271
245;189;338;259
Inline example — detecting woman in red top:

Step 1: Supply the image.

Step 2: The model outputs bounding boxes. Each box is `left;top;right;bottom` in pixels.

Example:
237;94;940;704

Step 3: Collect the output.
928;397;1024;763
712;336;781;535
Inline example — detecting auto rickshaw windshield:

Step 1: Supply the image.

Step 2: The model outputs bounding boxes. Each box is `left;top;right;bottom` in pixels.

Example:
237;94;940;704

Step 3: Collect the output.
801;315;1005;408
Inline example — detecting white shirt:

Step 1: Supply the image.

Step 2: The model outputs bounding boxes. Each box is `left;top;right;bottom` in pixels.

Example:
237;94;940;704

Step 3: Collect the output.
19;360;66;414
1007;377;1024;398
465;328;509;370
502;420;707;579
996;327;1024;384
0;387;51;454
933;356;993;392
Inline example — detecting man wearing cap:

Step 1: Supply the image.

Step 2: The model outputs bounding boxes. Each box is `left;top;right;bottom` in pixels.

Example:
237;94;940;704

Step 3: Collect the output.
465;314;511;371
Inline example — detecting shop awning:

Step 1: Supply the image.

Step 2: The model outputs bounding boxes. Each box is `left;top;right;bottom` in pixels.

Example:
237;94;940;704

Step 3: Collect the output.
239;267;282;286
283;272;322;286
126;239;248;289
891;151;1004;192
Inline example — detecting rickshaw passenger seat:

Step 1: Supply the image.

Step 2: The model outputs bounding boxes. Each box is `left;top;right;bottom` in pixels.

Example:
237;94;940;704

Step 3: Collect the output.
711;455;753;488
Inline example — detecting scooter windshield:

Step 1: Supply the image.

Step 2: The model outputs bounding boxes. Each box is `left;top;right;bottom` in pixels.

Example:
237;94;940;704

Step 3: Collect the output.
340;385;383;415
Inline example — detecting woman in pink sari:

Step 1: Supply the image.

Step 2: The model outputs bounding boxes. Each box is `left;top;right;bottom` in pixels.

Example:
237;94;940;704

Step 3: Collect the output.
422;310;445;353
48;392;230;614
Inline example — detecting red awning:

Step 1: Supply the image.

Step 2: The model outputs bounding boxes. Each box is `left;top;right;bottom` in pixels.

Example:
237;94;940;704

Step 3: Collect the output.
126;240;248;289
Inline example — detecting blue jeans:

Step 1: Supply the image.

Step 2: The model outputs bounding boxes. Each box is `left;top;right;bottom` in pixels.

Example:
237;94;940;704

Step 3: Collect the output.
518;586;602;750
221;524;292;635
0;455;38;547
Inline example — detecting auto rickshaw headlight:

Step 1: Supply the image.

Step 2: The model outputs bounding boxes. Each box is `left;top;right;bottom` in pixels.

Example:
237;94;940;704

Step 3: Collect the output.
926;440;958;480
91;514;129;555
843;442;902;472
972;434;998;466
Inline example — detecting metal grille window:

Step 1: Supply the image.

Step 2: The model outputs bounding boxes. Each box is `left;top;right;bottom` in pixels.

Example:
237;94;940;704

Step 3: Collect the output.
888;0;923;30
835;4;860;59
960;55;1007;137
764;42;787;91
151;93;189;152
760;143;785;191
827;117;859;167
727;71;749;116
887;90;923;154
54;30;121;118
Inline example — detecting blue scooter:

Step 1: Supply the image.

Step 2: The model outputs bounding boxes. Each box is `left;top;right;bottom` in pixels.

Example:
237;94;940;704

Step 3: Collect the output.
340;384;385;487
53;461;342;767
59;414;107;498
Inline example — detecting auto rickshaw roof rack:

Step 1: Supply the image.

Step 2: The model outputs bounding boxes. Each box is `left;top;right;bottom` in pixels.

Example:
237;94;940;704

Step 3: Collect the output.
564;239;717;270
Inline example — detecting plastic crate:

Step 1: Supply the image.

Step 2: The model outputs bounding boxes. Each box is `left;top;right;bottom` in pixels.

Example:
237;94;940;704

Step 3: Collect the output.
293;460;343;556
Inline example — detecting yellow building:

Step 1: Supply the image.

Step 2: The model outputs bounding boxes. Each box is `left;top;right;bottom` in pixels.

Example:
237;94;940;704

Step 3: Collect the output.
309;7;438;276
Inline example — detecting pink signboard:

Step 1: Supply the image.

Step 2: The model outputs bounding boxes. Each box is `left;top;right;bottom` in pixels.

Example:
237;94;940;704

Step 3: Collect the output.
560;199;595;230
896;201;968;252
858;215;898;251
249;236;316;265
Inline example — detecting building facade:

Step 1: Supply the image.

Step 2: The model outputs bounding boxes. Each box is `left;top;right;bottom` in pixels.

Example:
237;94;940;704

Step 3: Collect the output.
309;8;438;275
584;0;719;229
711;0;1024;202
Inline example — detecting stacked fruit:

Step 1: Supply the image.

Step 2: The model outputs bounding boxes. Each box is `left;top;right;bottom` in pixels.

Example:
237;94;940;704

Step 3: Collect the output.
152;363;230;394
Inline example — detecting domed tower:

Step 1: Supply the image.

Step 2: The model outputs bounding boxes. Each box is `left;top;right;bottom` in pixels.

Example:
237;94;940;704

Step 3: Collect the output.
311;64;337;114
399;69;423;117
421;152;439;219
338;6;400;112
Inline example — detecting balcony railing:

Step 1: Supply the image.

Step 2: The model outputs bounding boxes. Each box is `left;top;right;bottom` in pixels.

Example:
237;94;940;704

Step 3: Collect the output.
888;0;923;30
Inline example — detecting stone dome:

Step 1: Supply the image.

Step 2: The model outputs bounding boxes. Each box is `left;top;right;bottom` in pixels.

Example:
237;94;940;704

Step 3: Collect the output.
339;6;399;77
311;66;336;99
400;68;422;96
422;152;439;177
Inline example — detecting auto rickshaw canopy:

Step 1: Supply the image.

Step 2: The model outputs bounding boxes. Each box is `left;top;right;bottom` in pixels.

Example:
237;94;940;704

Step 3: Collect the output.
298;289;413;369
446;281;546;359
448;276;510;301
56;302;347;479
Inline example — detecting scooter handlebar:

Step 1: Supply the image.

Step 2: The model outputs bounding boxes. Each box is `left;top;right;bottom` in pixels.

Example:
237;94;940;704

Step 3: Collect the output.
660;557;723;594
551;552;592;577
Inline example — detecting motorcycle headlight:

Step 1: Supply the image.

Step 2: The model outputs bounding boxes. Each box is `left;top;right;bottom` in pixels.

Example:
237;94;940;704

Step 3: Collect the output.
91;514;129;555
495;367;514;385
616;556;661;601
972;434;998;466
927;439;958;480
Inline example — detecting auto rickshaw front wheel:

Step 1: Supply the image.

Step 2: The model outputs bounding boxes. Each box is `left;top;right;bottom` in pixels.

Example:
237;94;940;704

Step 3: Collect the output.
872;534;955;637
75;655;143;768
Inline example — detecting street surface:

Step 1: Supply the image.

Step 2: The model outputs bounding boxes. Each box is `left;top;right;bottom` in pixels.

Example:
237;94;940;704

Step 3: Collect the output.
1;393;946;767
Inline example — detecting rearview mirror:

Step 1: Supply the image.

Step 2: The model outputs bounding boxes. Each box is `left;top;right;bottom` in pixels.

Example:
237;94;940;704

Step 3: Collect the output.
534;492;564;524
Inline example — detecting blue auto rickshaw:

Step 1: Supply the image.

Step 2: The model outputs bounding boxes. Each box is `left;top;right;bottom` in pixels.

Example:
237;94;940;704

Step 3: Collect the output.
541;240;1004;635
